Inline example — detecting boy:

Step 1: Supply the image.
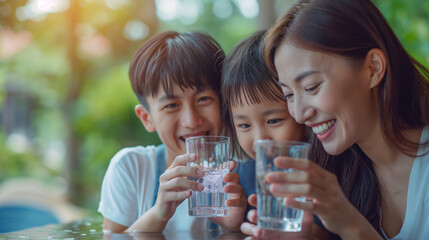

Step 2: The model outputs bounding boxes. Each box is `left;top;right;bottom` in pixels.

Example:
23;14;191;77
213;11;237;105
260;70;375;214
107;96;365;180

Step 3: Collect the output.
98;31;246;233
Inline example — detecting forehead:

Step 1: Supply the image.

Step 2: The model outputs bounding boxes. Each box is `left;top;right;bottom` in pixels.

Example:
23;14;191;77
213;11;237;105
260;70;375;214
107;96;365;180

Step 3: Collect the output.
151;82;216;101
231;99;289;117
274;43;331;83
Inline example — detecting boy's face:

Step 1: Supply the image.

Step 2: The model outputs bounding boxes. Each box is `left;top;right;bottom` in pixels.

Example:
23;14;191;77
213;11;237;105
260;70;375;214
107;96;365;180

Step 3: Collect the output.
136;84;222;161
231;99;304;159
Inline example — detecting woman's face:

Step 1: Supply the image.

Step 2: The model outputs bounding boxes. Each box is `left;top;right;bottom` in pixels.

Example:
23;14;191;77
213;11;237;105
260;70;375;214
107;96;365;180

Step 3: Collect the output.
274;42;380;155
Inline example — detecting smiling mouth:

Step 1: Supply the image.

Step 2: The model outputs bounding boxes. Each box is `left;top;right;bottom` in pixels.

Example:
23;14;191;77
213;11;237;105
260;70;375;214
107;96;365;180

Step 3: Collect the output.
312;120;335;135
179;131;210;142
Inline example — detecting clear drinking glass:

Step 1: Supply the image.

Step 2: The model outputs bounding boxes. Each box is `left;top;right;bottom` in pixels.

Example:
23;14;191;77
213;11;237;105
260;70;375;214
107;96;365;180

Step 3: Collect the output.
255;140;310;232
186;136;230;217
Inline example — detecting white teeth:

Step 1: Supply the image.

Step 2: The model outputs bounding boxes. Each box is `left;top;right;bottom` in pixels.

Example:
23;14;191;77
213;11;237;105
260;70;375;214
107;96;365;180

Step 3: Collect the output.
312;120;335;134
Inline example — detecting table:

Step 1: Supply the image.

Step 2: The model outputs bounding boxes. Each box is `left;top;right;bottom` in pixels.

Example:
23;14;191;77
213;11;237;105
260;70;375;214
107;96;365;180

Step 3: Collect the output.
0;215;248;240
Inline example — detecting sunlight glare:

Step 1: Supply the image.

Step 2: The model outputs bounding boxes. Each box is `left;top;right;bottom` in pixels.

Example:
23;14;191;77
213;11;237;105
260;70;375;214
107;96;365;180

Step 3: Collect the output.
233;0;259;19
105;0;129;9
155;0;179;21
178;0;201;25
15;0;69;21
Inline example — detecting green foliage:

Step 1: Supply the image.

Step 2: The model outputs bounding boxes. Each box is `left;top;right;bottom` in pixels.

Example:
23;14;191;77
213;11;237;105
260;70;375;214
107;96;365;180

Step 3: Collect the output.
374;0;429;67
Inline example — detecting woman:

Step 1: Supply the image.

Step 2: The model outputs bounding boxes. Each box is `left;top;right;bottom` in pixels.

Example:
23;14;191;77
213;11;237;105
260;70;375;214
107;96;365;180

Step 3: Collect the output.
241;0;429;239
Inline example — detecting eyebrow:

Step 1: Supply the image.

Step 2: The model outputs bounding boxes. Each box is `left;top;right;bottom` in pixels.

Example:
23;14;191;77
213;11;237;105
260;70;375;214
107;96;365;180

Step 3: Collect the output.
233;114;248;120
233;108;286;120
279;70;320;87
158;93;178;102
262;108;286;115
157;87;211;102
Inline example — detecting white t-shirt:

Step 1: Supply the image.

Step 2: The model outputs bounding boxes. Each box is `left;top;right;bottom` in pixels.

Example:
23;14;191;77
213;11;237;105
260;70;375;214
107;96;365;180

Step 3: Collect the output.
98;145;208;231
381;126;429;240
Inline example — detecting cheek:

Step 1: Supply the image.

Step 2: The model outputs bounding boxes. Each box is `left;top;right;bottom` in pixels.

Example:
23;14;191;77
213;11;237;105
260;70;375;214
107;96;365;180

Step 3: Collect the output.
236;131;254;157
286;102;296;120
277;122;305;142
205;106;222;126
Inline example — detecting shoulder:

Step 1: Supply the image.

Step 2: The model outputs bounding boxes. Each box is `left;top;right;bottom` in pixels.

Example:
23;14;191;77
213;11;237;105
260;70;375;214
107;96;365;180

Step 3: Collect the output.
106;145;160;175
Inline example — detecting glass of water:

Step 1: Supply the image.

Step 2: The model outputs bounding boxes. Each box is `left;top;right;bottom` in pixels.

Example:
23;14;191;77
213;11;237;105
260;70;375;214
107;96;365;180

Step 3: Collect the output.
186;136;230;217
255;140;309;232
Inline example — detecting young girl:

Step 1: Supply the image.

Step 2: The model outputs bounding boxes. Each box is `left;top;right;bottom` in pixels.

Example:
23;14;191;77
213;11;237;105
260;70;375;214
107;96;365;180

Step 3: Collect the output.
244;0;429;239
222;31;335;239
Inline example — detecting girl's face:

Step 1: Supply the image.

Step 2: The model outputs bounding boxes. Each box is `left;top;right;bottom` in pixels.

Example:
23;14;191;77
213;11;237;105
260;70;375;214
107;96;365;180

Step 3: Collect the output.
231;98;304;159
274;42;380;155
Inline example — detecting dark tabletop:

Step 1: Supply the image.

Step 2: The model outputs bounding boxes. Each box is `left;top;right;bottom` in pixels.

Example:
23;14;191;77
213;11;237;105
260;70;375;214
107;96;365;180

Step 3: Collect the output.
0;215;248;240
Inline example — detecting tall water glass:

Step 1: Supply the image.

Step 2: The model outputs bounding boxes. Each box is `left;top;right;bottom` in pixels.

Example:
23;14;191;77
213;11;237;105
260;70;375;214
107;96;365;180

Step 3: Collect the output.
255;140;309;232
186;136;230;217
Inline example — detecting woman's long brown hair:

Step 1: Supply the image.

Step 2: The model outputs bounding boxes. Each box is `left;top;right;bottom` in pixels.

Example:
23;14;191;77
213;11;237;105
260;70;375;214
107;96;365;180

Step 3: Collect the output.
264;0;429;235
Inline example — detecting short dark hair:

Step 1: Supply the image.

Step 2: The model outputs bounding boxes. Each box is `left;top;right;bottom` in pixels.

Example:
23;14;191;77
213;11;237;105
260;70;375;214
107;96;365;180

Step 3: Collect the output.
221;30;285;159
129;31;225;110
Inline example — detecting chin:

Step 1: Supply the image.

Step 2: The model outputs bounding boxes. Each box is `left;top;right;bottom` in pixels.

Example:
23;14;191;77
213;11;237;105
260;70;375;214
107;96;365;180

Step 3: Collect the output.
322;142;348;156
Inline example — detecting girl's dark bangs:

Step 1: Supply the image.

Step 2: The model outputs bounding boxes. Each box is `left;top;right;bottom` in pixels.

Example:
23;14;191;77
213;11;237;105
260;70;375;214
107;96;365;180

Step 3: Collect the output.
228;79;285;108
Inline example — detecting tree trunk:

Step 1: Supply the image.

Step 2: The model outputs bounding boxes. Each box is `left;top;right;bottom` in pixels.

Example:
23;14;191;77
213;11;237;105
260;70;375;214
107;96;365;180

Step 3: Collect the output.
63;0;83;204
257;0;276;30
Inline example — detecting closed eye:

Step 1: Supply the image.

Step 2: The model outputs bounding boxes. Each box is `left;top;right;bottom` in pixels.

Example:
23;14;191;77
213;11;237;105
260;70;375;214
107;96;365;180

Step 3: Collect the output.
198;96;214;104
283;93;294;102
163;103;179;110
305;83;321;93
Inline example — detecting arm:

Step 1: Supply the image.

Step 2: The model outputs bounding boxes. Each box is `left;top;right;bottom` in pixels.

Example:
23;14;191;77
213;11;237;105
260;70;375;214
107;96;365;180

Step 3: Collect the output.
103;154;203;233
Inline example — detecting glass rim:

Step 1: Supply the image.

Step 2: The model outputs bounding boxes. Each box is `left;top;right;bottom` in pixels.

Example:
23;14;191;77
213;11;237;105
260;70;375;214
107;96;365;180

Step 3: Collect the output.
185;135;230;144
254;139;310;147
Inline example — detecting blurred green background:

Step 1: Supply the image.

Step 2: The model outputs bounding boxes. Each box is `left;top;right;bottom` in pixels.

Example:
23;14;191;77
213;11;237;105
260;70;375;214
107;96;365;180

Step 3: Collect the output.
1;0;428;217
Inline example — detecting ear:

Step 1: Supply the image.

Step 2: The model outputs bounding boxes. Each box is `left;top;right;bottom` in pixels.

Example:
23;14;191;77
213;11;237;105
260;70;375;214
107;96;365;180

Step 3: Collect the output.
135;105;156;133
366;48;386;89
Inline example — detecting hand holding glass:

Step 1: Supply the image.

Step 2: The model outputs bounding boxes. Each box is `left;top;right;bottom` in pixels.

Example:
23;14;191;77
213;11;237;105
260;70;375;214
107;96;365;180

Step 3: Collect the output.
186;136;230;217
255;140;309;232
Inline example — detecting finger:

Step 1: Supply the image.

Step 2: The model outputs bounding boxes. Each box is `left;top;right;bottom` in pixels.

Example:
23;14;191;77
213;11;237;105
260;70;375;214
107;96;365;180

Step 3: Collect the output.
288;197;341;221
169;153;197;168
224;184;244;196
269;182;326;199
160;190;192;202
226;198;246;207
274;157;326;177
229;160;236;172
266;171;326;191
247;209;258;224
241;222;261;237
223;172;239;184
248;194;257;207
160;177;204;192
161;165;204;181
284;197;316;212
244;237;257;240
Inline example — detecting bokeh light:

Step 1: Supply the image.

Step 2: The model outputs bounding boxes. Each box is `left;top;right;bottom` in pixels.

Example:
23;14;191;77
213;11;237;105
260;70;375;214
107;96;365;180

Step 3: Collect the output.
123;20;150;41
213;0;233;19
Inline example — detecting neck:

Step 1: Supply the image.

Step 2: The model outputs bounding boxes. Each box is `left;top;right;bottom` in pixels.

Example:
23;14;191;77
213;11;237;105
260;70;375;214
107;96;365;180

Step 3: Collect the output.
358;127;422;169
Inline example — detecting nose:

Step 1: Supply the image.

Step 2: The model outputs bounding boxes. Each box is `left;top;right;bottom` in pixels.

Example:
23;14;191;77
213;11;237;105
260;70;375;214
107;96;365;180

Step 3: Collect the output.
289;97;314;124
254;126;272;141
181;105;203;129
